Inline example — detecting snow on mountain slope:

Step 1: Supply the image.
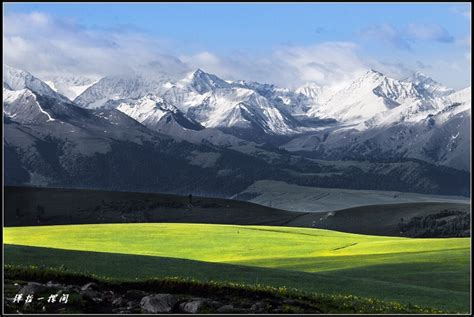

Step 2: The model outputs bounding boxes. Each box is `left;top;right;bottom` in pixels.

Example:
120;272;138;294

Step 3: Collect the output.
69;66;469;161
154;70;299;135
409;100;470;171
407;72;455;98
436;86;471;110
186;86;298;135
74;74;169;109
116;94;203;132
236;80;313;116
3;87;56;123
73;69;300;136
309;70;422;123
295;83;324;101
187;68;232;93
359;86;471;130
43;75;99;101
282;85;471;171
3;65;69;102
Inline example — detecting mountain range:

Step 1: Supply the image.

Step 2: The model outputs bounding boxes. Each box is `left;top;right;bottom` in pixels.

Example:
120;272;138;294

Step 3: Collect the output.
3;64;471;197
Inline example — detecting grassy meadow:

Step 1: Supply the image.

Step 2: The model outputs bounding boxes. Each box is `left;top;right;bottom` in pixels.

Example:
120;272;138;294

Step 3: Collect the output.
3;223;470;312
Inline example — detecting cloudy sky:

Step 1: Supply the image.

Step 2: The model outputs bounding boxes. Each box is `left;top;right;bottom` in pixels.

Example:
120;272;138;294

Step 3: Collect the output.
3;3;471;89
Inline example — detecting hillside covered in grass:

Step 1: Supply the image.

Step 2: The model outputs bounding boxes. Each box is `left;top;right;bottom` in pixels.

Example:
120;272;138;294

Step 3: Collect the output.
4;223;470;312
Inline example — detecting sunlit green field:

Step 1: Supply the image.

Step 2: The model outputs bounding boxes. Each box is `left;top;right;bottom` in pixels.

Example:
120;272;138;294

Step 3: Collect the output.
4;223;471;312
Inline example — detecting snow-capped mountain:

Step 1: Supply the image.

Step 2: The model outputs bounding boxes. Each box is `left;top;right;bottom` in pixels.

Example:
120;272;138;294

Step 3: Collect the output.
165;70;301;136
74;74;170;109
282;85;471;171
185;85;299;135
69;66;469;171
406;72;455;98
3;65;69;102
75;69;300;137
3;87;56;123
116;94;204;132
308;70;423;123
3;64;470;196
43;75;99;101
236;80;315;116
359;85;467;131
188;68;232;94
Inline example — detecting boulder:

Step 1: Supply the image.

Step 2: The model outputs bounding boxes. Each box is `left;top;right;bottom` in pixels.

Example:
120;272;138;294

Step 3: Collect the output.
217;304;235;313
112;297;125;307
81;282;100;291
19;282;48;295
46;281;64;288
250;301;267;312
179;299;207;313
140;294;178;313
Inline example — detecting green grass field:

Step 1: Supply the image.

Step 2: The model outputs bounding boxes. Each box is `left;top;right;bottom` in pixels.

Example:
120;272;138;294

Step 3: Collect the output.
4;223;471;312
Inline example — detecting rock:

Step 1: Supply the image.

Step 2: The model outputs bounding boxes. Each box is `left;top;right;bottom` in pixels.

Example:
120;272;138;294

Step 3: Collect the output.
64;285;80;293
125;289;147;300
217;304;235;313
206;300;222;308
251;301;266;312
46;281;63;288
179;299;207;313
112;297;125;307
140;294;178;313
81;282;99;291
80;289;102;302
127;300;139;309
19;282;48;295
80;282;103;302
101;290;115;302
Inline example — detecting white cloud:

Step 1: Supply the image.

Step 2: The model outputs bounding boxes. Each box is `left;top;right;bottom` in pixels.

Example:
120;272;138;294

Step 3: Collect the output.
3;11;469;89
182;42;373;88
3;12;189;79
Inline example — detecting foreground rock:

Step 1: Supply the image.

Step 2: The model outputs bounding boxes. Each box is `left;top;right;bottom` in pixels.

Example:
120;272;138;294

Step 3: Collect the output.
140;294;178;313
179;298;209;313
3;276;446;314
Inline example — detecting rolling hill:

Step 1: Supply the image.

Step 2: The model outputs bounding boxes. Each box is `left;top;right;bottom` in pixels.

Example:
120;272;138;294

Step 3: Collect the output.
4;223;470;312
4;186;470;238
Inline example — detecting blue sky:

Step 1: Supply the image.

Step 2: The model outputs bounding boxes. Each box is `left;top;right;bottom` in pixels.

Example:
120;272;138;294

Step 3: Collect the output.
3;3;471;88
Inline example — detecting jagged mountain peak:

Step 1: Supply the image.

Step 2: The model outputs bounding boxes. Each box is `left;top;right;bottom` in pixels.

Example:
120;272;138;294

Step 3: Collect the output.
42;75;99;101
188;68;232;94
365;68;385;77
3;64;69;102
309;69;422;123
116;94;204;132
405;71;455;98
3;87;55;123
74;74;169;109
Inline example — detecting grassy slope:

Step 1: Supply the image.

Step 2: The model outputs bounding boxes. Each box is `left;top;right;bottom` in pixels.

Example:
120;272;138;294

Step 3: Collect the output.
4;223;470;312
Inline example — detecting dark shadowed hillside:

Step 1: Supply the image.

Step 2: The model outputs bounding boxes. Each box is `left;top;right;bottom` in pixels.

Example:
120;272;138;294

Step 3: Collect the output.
5;186;470;238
